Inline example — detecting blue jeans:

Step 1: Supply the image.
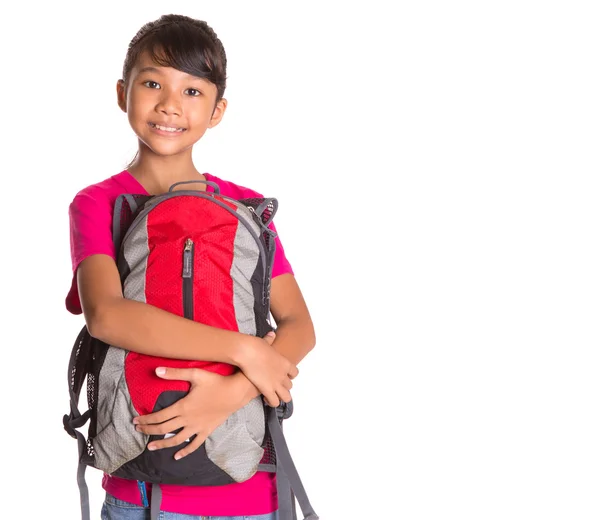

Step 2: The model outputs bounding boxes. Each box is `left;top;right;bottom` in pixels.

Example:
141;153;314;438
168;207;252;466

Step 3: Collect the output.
101;493;279;520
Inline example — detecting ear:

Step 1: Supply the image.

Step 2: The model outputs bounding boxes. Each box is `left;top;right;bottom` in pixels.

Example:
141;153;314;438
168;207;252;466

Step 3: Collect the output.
116;80;127;112
208;98;228;128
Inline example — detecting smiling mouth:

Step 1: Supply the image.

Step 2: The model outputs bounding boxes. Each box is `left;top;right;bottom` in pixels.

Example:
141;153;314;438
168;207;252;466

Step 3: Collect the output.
149;122;186;133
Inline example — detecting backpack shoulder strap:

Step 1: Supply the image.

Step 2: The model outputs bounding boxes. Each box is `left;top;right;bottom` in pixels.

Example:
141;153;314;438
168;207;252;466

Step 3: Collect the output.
239;196;279;235
63;325;95;520
112;193;153;252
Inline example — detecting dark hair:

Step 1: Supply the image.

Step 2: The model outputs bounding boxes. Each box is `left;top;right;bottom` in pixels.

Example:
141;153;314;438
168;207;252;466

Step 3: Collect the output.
122;14;227;100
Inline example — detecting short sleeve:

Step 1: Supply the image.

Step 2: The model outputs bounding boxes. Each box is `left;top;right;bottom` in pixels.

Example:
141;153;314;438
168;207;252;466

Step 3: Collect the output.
207;173;295;279
268;221;294;278
65;190;115;314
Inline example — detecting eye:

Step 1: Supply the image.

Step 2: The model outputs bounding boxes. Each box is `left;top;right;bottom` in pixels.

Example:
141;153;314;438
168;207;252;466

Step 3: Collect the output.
143;80;160;89
185;88;201;97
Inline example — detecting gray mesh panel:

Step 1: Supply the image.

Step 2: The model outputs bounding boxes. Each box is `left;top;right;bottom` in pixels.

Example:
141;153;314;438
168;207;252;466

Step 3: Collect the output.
205;396;265;482
231;215;261;336
205;207;265;480
123;215;149;302
94;217;149;473
94;346;147;473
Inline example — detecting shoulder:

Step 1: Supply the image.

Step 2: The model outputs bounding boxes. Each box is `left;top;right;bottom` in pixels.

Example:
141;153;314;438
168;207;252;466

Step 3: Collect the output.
204;172;264;199
70;170;136;214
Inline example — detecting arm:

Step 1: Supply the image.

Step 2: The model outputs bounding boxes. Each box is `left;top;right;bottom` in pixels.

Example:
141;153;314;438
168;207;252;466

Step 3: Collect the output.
79;254;249;363
77;254;297;402
134;272;317;459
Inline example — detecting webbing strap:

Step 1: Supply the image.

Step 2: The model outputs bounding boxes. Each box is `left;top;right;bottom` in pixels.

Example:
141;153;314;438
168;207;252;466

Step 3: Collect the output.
267;407;319;520
65;327;92;520
71;412;315;520
276;461;297;520
75;430;90;520
150;483;162;520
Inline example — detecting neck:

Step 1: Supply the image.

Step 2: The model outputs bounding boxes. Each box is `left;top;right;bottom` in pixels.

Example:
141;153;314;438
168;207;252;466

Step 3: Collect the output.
127;146;206;195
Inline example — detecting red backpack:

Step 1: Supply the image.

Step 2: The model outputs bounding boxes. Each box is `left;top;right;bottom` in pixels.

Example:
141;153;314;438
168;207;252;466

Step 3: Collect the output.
63;180;318;520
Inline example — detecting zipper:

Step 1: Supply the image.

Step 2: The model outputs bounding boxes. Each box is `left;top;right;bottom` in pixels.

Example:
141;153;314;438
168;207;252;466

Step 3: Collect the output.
121;193;267;279
182;238;194;319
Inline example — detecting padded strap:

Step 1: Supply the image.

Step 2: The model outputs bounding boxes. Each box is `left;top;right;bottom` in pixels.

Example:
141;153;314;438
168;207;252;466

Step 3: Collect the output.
254;198;279;229
64;326;92;520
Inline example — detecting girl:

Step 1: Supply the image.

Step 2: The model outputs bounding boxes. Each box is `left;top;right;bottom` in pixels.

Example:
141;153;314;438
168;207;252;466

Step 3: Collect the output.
66;13;316;520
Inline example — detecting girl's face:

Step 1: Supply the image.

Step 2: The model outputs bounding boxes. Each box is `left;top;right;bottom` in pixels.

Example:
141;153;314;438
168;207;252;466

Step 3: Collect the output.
117;51;226;159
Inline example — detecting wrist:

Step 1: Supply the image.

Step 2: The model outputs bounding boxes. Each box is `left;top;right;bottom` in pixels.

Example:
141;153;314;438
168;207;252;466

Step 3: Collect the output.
230;334;258;369
230;370;260;407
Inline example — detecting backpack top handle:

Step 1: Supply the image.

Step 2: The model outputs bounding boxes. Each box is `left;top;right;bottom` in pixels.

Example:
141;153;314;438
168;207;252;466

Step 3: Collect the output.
168;180;221;194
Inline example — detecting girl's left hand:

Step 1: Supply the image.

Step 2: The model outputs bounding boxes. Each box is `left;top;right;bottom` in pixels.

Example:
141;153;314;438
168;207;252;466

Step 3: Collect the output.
133;367;244;460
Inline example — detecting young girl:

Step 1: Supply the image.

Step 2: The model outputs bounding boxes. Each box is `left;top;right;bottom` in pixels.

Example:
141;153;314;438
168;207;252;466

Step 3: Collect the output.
66;14;316;520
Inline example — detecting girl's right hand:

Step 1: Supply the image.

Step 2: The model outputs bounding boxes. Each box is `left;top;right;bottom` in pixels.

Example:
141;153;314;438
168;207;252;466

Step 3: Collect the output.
238;331;298;407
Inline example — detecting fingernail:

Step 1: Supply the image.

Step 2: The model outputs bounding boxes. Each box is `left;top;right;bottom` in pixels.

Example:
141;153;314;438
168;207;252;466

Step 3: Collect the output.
174;453;182;460
156;367;166;376
148;445;156;451
267;331;275;337
133;418;139;425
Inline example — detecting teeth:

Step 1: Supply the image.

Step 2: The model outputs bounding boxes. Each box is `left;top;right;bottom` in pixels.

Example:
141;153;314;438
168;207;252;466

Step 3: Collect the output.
152;123;183;132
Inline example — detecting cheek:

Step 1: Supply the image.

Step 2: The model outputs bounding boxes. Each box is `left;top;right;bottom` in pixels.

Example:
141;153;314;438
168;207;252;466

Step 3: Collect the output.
127;111;138;130
126;96;149;127
128;89;153;112
185;100;215;124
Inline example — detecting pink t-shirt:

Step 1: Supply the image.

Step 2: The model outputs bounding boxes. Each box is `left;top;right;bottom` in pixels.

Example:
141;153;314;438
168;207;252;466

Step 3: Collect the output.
66;170;293;516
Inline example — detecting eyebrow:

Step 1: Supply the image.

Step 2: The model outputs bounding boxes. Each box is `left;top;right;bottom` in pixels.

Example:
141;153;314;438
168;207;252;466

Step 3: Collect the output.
138;66;163;75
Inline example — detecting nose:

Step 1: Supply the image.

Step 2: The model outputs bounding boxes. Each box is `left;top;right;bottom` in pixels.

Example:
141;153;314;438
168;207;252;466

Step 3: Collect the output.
156;88;182;117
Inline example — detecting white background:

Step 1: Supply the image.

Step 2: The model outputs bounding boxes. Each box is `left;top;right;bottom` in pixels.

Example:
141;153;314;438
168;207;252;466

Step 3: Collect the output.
1;1;599;519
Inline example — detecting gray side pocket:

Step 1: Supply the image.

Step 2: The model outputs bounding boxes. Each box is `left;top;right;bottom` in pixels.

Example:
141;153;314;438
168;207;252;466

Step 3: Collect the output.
93;347;147;474
205;395;265;482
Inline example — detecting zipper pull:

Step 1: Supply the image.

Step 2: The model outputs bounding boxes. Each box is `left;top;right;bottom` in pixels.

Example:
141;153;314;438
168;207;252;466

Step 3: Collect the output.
183;239;193;278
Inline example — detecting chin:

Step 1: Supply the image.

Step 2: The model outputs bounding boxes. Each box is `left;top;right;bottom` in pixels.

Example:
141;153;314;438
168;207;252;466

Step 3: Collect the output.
150;148;190;158
139;139;191;157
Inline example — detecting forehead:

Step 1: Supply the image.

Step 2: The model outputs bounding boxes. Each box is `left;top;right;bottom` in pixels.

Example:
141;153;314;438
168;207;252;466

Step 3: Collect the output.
132;51;213;86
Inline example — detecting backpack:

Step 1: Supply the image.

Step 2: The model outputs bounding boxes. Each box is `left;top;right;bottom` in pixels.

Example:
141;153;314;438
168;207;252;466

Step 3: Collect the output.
63;180;319;520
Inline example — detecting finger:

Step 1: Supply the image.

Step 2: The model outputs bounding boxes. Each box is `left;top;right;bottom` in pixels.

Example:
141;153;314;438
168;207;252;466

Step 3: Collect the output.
135;417;183;436
288;365;299;380
134;405;181;426
155;366;200;382
278;388;292;404
148;427;197;452
263;331;276;346
282;377;293;391
264;392;280;408
174;431;207;460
